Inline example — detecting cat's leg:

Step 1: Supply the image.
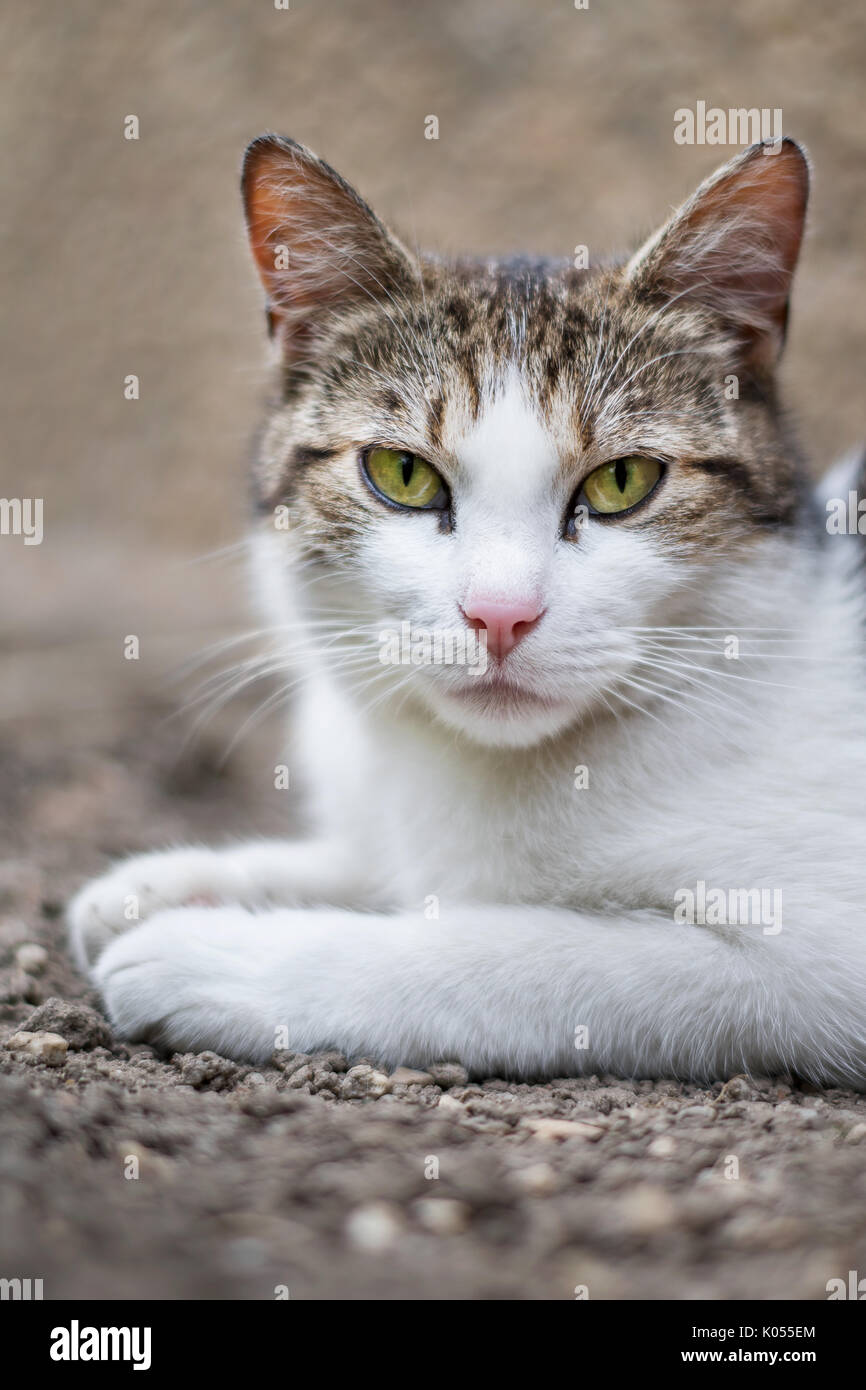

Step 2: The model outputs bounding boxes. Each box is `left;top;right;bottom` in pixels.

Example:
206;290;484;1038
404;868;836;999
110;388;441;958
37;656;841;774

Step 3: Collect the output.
92;901;866;1084
68;839;376;970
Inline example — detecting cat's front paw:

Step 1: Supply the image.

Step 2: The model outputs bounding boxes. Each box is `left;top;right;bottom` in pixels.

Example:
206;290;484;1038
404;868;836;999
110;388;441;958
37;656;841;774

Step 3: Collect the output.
67;848;245;970
94;908;280;1059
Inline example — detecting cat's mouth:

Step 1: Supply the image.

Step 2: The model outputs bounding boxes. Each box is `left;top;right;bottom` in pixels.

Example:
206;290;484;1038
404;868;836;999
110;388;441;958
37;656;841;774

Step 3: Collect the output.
441;673;567;716
421;663;588;746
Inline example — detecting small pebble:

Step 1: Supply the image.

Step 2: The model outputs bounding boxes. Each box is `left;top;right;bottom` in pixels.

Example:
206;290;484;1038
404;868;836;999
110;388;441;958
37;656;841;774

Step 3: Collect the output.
15;943;48;975
437;1094;465;1113
512;1162;558;1195
617;1184;677;1236
717;1075;752;1103
22;997;112;1051
522;1117;604;1142
677;1105;716;1121
345;1202;403;1252
427;1062;469;1089
413;1197;470;1234
341;1065;392;1098
390;1066;434;1086
647;1135;677;1158
6;1030;68;1066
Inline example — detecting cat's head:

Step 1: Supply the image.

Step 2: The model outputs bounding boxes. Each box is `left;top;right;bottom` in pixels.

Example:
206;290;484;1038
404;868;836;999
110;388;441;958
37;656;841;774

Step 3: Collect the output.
241;134;810;749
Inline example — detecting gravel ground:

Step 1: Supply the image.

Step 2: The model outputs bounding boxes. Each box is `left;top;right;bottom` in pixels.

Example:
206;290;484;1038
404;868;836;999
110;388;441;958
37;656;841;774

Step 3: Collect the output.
2;719;866;1301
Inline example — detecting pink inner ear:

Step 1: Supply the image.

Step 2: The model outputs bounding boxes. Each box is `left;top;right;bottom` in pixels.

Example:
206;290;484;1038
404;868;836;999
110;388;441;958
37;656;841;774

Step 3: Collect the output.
685;149;806;323
242;137;416;364
245;153;345;315
244;157;334;355
638;142;809;365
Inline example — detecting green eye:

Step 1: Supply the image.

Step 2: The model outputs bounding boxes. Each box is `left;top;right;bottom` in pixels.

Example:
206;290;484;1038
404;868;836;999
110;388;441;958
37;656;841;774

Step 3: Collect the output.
364;447;446;510
581;456;662;515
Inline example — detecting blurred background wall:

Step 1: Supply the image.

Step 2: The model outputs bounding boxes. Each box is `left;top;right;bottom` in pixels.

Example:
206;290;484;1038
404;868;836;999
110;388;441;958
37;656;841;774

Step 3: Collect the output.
1;0;864;743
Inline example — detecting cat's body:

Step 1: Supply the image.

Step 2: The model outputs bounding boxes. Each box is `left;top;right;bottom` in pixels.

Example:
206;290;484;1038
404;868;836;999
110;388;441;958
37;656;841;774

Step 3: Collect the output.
69;136;866;1083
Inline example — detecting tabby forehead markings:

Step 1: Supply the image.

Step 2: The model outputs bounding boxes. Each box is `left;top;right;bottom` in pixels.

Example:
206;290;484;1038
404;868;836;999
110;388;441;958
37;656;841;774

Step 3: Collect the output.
242;136;810;572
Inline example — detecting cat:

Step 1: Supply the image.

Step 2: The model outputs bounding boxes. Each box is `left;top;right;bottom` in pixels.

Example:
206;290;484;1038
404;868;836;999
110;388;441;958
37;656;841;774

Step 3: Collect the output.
68;133;866;1084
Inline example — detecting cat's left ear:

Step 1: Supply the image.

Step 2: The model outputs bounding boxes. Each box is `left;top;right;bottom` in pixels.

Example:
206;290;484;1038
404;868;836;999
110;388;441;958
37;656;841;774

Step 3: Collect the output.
242;134;418;363
626;138;809;371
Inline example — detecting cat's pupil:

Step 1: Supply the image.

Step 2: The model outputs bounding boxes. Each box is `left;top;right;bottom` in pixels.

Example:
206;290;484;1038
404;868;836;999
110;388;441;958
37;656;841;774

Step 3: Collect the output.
401;454;414;487
614;459;628;493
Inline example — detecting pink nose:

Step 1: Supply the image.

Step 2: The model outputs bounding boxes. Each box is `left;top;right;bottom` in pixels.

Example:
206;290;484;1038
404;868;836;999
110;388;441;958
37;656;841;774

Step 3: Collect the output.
461;595;545;661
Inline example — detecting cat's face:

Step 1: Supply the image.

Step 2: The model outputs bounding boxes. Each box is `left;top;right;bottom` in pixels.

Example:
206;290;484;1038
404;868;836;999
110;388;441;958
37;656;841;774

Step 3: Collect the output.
243;136;809;748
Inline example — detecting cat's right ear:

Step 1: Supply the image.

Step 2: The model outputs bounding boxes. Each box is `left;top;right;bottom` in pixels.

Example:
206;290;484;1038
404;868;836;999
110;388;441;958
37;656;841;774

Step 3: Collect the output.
241;135;418;363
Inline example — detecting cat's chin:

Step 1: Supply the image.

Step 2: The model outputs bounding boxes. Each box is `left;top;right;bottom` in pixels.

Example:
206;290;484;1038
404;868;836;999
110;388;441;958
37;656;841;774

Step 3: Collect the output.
423;680;582;749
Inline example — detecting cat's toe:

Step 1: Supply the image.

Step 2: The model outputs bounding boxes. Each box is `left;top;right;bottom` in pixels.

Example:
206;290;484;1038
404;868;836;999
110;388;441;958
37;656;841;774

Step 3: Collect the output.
66;847;243;970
